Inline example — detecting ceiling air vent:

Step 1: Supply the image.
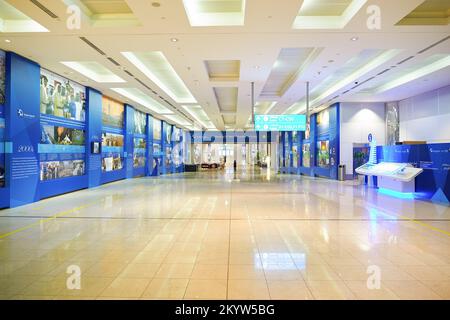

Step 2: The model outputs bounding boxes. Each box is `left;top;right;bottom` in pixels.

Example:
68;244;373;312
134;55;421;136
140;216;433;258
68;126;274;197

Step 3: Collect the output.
134;78;153;91
417;36;450;54
396;56;415;65
30;0;59;19
79;37;106;56
124;70;134;77
107;57;121;67
377;68;391;76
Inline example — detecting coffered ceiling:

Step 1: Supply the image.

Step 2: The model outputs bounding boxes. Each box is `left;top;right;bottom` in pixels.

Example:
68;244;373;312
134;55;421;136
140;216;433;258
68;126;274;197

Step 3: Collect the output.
1;0;449;130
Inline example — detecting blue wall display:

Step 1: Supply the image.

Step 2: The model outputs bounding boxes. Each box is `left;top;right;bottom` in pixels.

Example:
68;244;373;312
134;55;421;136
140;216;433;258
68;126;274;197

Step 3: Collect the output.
151;118;162;176
101;96;125;184
5;52;41;207
282;103;340;180
86;88;102;188
0;51;183;208
38;69;88;199
131;108;147;177
0;50;7;208
125;105;134;179
377;143;450;204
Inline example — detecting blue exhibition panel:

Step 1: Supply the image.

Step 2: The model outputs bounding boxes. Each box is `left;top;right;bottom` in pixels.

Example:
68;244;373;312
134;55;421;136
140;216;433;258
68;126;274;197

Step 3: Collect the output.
131;108;147;178
5;52;40;207
0;49;8;208
0;104;8;208
282;103;340;180
377;143;450;203
0;50;184;209
38;68;89;199
86;88;103;188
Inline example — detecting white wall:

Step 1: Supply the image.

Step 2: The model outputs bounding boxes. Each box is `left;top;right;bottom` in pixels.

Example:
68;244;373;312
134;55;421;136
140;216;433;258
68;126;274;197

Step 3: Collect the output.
399;85;450;143
340;102;386;173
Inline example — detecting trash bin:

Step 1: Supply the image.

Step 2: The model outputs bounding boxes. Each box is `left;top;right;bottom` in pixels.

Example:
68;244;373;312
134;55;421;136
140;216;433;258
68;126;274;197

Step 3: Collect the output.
338;165;346;181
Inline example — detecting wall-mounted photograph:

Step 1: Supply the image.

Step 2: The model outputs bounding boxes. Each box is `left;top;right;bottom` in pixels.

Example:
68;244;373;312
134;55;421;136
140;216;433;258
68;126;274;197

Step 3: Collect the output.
40;160;85;181
134;110;146;134
40;125;85;146
317;140;330;168
102;96;124;129
102;155;123;172
40;69;86;121
102;132;124;147
153;118;161;140
302;143;310;168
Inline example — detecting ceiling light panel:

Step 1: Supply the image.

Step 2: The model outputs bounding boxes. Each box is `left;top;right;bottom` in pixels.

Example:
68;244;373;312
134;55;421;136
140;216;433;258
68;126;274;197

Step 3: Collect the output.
222;114;236;125
182;105;212;129
397;0;450;25
213;87;238;113
111;88;174;114
122;51;197;104
61;61;125;83
65;0;139;27
164;114;192;127
183;0;246;26
0;0;48;32
260;48;320;97
365;54;450;94
254;101;277;115
205;60;240;81
286;49;401;114
79;0;132;14
293;0;368;29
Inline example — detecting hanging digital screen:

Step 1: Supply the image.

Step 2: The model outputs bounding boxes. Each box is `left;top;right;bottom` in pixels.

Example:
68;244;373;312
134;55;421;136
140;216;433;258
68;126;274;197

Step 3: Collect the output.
255;115;306;131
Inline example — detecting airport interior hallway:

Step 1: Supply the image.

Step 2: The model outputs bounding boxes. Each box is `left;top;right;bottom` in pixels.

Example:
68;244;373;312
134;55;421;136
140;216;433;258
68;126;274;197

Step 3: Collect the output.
0;171;449;300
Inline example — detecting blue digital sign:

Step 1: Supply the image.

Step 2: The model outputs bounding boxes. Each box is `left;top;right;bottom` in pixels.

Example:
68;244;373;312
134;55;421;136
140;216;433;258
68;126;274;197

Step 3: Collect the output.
255;114;306;131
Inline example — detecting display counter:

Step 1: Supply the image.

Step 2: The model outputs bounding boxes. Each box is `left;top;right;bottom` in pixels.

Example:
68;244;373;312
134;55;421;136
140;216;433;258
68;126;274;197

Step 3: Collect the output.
356;162;423;194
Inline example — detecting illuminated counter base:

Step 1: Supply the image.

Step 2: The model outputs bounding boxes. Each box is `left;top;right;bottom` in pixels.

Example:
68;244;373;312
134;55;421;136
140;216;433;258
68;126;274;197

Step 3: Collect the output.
356;162;423;195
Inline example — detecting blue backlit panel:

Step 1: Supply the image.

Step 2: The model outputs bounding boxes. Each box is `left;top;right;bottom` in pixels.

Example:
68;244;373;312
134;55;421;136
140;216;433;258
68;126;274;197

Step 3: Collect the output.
255;114;306;131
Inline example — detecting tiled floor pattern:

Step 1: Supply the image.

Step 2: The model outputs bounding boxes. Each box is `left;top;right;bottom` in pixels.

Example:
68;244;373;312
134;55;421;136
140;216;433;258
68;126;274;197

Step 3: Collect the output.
0;170;449;300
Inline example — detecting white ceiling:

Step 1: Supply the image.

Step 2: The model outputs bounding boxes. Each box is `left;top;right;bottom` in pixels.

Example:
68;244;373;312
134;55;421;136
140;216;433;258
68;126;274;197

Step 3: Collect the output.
0;0;449;130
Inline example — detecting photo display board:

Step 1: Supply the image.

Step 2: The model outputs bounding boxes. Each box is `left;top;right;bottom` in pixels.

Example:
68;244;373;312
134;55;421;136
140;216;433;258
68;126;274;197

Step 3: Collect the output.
101;96;124;172
316;109;331;168
0;50;5;188
173;127;182;167
39;69;86;181
133;109;146;168
153;118;161;141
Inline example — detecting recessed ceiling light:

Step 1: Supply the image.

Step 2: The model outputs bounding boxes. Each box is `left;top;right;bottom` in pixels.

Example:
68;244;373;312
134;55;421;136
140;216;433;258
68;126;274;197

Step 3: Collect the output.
170;38;179;42
5;39;11;43
254;66;261;70
351;37;359;41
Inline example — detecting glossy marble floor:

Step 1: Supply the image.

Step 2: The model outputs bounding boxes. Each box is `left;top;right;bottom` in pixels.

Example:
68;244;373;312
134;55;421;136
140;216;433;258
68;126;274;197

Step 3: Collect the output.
0;169;449;300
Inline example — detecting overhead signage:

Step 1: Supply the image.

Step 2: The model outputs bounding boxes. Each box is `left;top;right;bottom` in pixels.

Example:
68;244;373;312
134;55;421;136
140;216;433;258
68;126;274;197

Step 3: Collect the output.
254;114;307;131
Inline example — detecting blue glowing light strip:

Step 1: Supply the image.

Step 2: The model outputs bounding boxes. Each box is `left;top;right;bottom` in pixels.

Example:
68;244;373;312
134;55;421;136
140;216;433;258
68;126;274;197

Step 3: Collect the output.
378;188;415;199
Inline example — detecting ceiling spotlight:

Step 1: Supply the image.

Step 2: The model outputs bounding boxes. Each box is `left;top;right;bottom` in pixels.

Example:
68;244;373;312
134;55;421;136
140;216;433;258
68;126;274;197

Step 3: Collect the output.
254;65;261;70
351;37;359;41
5;39;11;43
170;38;179;42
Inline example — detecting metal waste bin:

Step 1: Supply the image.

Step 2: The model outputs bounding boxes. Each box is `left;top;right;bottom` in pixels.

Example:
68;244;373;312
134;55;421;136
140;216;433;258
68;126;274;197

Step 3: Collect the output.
338;165;346;181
